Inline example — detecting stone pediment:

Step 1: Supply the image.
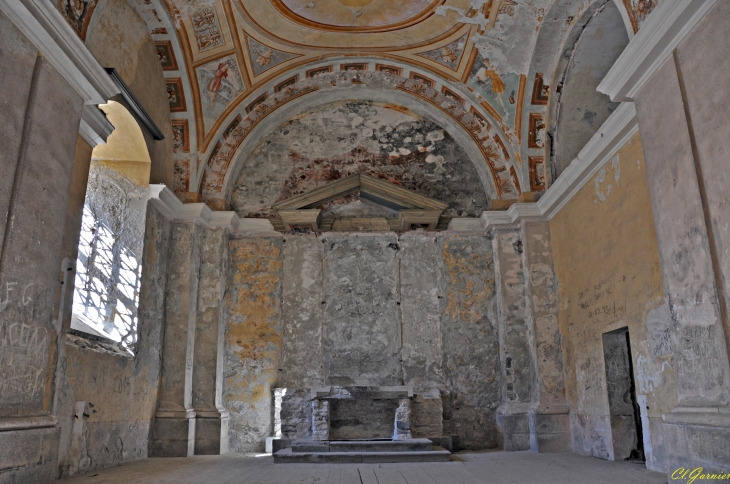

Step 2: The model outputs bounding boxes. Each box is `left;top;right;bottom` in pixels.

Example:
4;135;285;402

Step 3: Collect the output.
271;173;448;233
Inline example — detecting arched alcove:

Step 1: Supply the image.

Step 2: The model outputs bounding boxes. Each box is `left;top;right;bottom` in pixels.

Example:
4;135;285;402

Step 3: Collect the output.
228;100;490;220
198;70;522;211
547;0;630;180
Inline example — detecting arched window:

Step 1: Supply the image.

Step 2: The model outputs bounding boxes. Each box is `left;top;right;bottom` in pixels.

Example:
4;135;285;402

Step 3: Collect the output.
71;101;152;353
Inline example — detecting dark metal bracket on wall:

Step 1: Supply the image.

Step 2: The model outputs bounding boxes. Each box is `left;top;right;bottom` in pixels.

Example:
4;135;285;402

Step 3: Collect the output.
105;68;165;141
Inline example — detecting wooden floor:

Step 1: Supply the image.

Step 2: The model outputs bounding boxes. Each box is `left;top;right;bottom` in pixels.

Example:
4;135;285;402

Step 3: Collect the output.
60;450;665;484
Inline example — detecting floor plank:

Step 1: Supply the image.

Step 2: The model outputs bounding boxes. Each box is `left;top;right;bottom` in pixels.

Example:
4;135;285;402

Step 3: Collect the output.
373;467;409;484
398;467;439;484
358;467;379;484
60;451;666;484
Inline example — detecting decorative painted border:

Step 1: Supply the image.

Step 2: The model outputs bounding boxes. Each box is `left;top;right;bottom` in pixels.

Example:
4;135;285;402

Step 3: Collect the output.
396;78;515;197
441;86;465;105
166;77;187;112
171;119;190;153
275;75;299;92
527;112;544;149
155;40;178;71
198;71;518;204
409;71;435;88
268;0;444;34
476;101;639;229
376;64;403;76
201;84;320;199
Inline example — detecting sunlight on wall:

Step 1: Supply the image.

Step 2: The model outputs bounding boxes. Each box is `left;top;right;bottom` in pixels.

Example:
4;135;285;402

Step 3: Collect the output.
71;102;151;353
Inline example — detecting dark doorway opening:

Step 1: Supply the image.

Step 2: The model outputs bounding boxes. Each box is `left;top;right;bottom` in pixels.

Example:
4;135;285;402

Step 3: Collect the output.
602;327;645;462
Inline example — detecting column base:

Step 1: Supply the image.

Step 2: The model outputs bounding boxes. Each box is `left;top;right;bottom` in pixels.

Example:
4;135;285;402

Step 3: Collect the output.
0;426;60;483
530;407;571;453
497;404;571;453
497;404;531;451
194;413;228;455
151;415;195;457
662;407;730;480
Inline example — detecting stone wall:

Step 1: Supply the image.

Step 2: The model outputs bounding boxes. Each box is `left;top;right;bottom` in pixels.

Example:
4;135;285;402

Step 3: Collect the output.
550;132;676;470
224;232;503;453
439;236;501;449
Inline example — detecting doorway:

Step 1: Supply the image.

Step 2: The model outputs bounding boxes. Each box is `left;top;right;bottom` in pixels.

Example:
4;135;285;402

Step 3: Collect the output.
602;328;645;462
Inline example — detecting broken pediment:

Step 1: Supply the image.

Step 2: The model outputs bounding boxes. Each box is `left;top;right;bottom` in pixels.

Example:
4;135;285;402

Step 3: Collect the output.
271;173;448;233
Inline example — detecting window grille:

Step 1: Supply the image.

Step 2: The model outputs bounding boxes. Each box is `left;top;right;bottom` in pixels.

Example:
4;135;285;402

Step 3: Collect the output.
71;204;141;353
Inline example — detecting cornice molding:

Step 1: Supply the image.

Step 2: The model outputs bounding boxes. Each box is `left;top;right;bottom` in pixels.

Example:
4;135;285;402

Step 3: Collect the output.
446;218;485;232
597;0;718;102
0;0;119;105
0;415;58;431
479;102;639;227
237;219;278;235
178;203;214;226
210;212;240;231
537;102;638;219
79;105;114;147
148;185;274;235
480;211;512;229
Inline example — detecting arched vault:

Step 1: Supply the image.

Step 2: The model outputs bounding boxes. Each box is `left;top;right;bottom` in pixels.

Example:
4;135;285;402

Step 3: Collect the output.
123;0;645;204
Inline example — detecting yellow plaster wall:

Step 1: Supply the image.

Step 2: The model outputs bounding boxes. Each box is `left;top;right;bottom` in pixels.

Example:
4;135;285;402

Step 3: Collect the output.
224;238;283;453
550;132;677;458
93;101;151;186
85;0;174;187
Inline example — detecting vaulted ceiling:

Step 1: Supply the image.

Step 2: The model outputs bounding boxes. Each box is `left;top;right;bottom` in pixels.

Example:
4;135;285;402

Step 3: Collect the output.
76;0;651;211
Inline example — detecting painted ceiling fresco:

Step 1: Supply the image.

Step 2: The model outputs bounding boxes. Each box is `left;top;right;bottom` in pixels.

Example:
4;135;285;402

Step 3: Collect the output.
59;0;656;212
229;101;489;219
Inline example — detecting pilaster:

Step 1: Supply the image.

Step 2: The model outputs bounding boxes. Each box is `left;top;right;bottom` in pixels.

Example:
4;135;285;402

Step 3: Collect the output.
493;225;535;451
151;219;203;457
521;221;571;452
192;227;230;455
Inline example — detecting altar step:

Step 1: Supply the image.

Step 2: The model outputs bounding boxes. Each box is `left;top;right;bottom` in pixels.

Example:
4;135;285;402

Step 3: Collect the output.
274;438;452;464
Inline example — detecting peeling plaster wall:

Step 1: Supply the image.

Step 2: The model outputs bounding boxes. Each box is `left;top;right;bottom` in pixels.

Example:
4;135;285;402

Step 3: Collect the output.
322;235;402;386
399;236;444;393
230;101;488;218
550;133;676;470
223;233;500;452
439;236;501;450
278;237;325;388
224;238;283;454
85;0;174;187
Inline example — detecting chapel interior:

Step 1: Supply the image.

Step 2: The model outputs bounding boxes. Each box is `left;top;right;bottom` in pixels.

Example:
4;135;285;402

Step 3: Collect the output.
1;0;729;482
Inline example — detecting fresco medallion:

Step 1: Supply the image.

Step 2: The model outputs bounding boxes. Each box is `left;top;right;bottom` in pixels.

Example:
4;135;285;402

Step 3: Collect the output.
273;0;441;31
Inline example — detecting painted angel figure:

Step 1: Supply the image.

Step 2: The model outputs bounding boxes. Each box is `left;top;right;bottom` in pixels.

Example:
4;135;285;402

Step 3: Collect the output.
635;0;657;22
69;0;85;18
205;60;242;106
474;57;506;111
